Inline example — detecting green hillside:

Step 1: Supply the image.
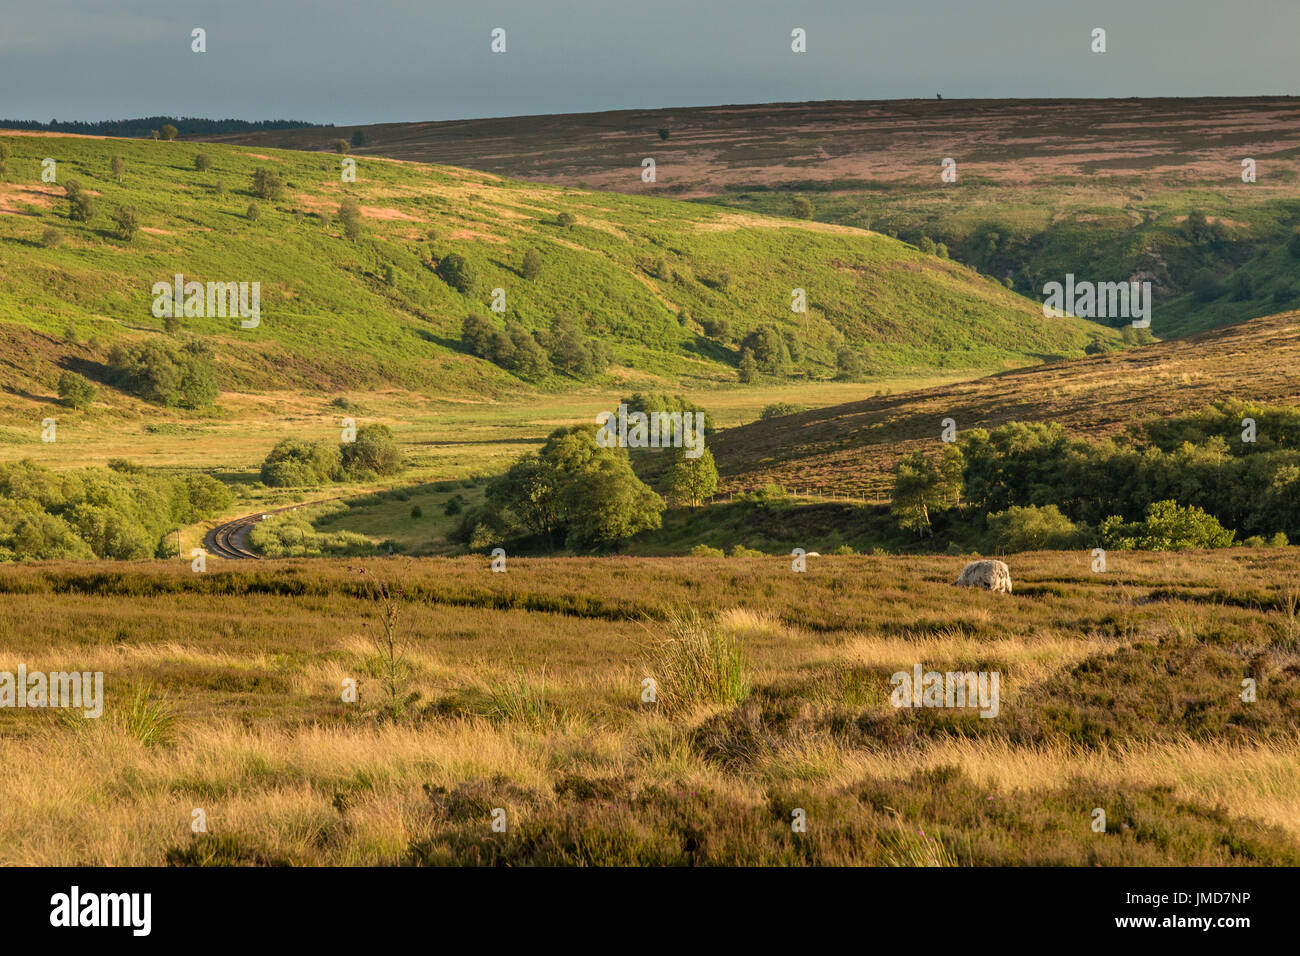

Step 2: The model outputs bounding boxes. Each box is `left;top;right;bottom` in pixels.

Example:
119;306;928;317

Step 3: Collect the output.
0;132;1113;413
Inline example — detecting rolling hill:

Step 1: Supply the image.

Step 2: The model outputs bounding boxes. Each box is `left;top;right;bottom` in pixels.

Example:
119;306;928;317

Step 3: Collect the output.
206;97;1300;339
708;309;1300;498
0;130;1113;419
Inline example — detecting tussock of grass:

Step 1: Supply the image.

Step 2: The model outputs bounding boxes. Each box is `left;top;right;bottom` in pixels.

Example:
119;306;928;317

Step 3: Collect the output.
643;608;750;714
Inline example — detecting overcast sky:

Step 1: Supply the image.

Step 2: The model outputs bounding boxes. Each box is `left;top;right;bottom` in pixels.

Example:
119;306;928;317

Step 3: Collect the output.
3;0;1297;124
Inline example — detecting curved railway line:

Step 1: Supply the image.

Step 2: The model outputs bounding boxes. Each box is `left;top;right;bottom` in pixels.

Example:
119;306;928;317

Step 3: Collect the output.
203;498;340;560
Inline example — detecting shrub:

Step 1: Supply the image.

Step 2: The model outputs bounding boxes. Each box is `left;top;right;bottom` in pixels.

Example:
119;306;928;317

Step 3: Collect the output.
260;439;342;487
688;544;725;557
57;371;97;409
333;139;350;154
40;227;63;248
341;424;402;478
701;316;731;343
107;338;218;408
194;153;212;172
436;253;475;293
1100;500;1236;551
737;349;757;383
556;212;575;229
760;402;807;420
246;202;260;221
410;504;423;519
66;183;95;222
836;347;864;380
337;198;363;240
740;325;790;375
250;167;285;200
791;195;814;219
112;205;139;242
987;504;1084;552
521;248;543;280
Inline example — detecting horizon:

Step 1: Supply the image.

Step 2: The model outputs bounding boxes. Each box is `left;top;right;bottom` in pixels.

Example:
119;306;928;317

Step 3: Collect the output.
4;0;1297;125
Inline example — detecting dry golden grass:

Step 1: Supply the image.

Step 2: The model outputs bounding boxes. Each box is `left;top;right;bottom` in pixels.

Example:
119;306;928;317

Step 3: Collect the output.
0;548;1297;865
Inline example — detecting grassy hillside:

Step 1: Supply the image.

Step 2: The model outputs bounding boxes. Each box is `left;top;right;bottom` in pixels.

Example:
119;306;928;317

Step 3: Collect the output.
212;98;1300;338
708;310;1300;497
0;131;1109;420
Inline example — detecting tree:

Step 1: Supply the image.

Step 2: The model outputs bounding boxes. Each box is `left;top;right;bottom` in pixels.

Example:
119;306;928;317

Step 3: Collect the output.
65;181;94;222
160;124;178;141
350;130;367;147
1100;500;1235;551
663;447;718;507
791;196;814;219
461;313;497;357
506;322;550;377
194;153;212;172
112;205;139;242
701;316;731;343
246;202;260;221
561;454;663;551
337;198;363;240
836;347;864;380
110;155;126;183
987;504;1082;552
57;371;97;409
342;424;402;478
251;167;285;200
891;450;962;536
556;212;575;229
658;128;670;141
486;456;564;550
436;252;475;293
740;324;791;375
521;248;543;280
737;348;758;383
107;338;218;408
261;439;342;487
333;139;350;154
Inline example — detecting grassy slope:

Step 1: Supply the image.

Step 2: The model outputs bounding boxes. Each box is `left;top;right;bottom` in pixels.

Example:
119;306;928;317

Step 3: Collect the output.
213;98;1300;339
708;310;1300;497
0;131;1109;416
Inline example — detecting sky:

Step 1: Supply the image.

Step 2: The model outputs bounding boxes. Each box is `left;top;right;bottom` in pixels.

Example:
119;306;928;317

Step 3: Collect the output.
2;0;1297;124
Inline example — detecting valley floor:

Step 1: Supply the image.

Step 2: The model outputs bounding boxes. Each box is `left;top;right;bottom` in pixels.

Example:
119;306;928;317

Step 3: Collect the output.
0;550;1296;865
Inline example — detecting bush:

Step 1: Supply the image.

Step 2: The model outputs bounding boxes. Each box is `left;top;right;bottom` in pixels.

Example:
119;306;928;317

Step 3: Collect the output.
986;504;1084;552
106;338;219;408
66;182;95;222
251;168;285;200
740;325;790;375
246;202;260;221
40;227;63;248
194;154;212;172
760;402;807;420
333;139;350;154
688;544;725;557
337;198;363;240
341;424;402;478
57;371;97;409
556;212;575;229
836;348;864;381
1100;500;1236;551
112;205;139;242
410;504;423;519
701;317;731;343
737;349;757;383
260;439;342;487
436;253;475;294
791;196;814;219
521;248;543;280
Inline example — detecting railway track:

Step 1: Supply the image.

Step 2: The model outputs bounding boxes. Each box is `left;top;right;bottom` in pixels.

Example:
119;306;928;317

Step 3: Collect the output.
203;498;341;560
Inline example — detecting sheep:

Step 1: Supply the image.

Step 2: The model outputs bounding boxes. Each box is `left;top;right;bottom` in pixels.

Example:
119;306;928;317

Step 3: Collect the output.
954;559;1012;593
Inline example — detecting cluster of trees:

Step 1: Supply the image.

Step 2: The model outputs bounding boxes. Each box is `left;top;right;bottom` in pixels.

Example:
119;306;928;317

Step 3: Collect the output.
461;313;612;380
0;117;320;138
455;425;664;552
260;425;402;487
0;459;231;561
891;401;1300;549
107;338;219;408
